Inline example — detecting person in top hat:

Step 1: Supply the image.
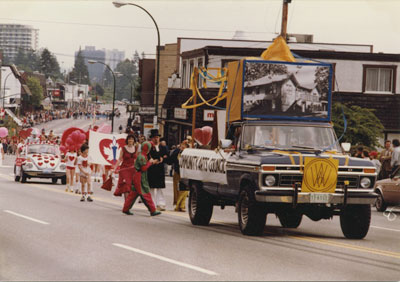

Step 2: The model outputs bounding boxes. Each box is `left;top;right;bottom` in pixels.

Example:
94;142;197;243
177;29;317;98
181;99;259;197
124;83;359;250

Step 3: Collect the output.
147;129;168;211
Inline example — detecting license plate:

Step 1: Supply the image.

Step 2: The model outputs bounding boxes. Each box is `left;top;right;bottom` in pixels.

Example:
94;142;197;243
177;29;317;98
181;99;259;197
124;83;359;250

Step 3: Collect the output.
43;169;52;174
310;193;330;203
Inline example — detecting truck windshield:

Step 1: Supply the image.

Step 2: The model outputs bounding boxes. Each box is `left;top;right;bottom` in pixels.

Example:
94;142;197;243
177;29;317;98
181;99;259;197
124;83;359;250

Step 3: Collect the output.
241;124;341;152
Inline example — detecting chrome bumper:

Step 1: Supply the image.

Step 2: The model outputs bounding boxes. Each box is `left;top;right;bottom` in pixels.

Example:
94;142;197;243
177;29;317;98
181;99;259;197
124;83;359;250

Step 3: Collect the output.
255;190;377;205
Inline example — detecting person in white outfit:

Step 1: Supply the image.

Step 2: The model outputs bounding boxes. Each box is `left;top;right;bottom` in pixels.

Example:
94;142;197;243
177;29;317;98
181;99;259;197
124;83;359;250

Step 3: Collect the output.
77;144;93;202
65;148;77;193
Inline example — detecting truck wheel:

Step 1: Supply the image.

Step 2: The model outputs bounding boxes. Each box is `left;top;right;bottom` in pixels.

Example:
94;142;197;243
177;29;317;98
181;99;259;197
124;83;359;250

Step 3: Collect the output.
375;192;387;212
52;178;58;184
340;204;371;239
277;211;303;228
189;182;213;226
238;185;266;236
61;176;67;185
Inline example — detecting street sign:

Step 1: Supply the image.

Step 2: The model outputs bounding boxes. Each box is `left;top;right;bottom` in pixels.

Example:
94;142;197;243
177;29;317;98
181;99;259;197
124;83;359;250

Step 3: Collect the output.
174;107;187;120
139;106;156;115
127;104;139;113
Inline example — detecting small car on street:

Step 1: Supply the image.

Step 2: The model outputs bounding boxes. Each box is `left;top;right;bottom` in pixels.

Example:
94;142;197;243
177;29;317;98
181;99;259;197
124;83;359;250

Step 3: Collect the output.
14;142;66;184
374;167;400;211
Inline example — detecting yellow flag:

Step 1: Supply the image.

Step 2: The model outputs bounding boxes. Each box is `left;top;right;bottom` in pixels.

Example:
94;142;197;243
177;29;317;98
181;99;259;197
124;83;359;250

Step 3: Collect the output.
261;36;296;62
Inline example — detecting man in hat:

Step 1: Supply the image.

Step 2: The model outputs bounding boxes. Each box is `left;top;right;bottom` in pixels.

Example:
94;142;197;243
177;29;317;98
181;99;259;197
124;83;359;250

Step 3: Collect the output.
148;129;168;211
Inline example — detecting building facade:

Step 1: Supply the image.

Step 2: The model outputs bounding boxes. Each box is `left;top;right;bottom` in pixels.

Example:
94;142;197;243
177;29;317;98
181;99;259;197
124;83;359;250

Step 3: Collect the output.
159;39;399;146
0;24;39;60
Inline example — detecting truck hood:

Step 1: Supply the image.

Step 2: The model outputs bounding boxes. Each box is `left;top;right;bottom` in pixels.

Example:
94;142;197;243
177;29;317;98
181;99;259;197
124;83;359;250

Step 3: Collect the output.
231;151;375;167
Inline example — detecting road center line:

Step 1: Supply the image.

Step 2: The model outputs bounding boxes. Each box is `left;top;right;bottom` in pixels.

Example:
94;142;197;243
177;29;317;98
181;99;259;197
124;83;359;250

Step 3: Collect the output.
4;210;50;225
371;225;400;232
113;243;218;276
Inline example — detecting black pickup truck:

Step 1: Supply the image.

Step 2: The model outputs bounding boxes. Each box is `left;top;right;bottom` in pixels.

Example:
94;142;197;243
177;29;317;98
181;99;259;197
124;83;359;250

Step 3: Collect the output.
180;120;377;239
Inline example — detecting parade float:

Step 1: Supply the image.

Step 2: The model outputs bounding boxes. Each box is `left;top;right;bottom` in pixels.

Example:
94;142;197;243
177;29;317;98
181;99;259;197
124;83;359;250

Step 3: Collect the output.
178;35;378;239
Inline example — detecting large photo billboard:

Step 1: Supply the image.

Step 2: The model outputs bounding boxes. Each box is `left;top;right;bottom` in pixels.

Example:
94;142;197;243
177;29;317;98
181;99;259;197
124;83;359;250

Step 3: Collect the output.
242;60;332;121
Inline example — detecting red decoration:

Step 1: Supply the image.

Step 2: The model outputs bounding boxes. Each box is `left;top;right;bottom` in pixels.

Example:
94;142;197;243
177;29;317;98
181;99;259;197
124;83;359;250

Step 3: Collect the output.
194;126;213;146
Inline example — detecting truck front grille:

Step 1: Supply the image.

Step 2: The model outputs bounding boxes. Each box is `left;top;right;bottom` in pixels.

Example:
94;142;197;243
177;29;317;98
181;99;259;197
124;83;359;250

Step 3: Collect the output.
278;174;359;188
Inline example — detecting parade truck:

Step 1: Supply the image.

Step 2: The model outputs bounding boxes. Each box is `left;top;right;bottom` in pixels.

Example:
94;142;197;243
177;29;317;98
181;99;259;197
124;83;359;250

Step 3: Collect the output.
179;38;378;239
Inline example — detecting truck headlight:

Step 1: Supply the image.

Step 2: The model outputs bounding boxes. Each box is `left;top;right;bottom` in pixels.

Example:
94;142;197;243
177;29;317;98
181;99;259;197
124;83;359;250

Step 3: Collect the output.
25;163;33;169
59;164;66;171
360;177;371;188
264;175;276;186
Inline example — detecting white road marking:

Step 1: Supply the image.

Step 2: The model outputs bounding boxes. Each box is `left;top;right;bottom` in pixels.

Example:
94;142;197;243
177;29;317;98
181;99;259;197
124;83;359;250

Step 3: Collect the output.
0;165;13;168
4;210;50;225
370;225;400;232
113;243;218;276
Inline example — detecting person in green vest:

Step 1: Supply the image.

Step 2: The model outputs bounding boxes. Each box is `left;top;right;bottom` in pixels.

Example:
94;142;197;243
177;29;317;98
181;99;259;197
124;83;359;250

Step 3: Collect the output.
122;141;161;216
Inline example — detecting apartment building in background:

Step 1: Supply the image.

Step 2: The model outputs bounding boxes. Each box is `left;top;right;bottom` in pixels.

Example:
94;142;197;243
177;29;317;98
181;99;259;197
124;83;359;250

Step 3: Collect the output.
0;24;39;60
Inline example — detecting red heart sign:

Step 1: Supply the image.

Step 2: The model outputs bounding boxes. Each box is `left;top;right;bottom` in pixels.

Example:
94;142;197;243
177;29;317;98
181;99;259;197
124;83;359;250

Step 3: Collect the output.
99;138;126;165
194;126;213;146
68;156;75;161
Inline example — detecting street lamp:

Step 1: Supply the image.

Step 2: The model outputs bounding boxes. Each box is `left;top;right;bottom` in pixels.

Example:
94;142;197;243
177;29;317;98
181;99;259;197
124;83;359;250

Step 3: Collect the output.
112;0;160;120
88;60;117;133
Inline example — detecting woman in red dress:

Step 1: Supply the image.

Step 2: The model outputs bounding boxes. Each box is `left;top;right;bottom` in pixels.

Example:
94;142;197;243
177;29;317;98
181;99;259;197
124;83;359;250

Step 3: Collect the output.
113;134;138;200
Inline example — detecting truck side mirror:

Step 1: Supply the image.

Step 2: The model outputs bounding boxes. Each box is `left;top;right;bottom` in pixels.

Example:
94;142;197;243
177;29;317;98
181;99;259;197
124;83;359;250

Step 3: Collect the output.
341;142;351;152
220;139;232;149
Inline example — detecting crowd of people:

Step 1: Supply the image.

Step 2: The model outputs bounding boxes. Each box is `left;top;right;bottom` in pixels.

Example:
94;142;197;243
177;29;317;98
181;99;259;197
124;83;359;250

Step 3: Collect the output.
353;139;400;179
59;127;192;217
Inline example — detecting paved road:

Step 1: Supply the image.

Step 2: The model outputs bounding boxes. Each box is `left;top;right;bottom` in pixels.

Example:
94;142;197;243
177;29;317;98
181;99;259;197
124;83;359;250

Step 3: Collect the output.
1;116;400;280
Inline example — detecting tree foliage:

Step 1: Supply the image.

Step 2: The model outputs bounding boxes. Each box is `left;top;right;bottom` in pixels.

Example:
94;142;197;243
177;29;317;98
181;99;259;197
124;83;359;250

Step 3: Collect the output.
332;102;384;149
68;49;90;84
114;59;139;101
40;48;61;79
26;76;44;108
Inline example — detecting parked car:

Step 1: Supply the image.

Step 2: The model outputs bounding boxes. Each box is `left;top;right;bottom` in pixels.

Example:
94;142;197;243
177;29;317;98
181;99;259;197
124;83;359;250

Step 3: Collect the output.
374;167;400;211
14;142;66;184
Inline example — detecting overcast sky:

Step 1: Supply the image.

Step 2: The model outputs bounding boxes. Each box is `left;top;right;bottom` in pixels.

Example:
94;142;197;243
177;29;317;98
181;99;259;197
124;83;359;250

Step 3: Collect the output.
1;0;399;70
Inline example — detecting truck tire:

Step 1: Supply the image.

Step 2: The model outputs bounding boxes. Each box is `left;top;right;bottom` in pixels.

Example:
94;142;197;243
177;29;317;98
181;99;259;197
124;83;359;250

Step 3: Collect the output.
277;211;303;228
189;181;213;226
52;178;58;184
375;192;387;212
340;204;371;239
238;185;266;236
61;176;67;185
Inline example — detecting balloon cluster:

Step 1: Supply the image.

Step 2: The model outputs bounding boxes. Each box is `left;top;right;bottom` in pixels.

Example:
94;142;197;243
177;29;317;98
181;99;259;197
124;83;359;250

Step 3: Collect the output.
60;127;87;154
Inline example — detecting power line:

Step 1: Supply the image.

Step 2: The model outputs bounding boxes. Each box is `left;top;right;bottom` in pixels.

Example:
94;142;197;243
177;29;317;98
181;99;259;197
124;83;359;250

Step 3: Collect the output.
0;17;276;35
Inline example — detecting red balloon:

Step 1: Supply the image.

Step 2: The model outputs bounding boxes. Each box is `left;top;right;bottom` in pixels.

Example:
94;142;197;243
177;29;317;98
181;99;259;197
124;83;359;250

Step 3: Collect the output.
61;127;86;146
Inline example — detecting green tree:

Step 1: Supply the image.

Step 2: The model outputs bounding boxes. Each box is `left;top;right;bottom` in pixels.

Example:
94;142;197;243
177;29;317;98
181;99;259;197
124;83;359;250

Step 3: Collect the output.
26;76;44;108
115;59;138;101
40;48;61;79
94;83;104;96
332;102;384;149
14;48;40;72
68;49;90;84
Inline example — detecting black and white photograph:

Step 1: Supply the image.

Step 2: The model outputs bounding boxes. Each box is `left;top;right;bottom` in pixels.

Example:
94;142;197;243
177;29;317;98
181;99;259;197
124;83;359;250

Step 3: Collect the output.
242;61;332;120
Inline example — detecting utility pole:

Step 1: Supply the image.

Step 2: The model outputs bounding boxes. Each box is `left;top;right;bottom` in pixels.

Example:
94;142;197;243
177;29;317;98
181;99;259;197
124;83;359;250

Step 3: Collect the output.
280;0;291;42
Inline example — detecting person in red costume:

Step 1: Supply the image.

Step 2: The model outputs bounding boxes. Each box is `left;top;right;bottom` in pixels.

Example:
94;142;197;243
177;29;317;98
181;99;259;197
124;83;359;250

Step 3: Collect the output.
113;134;138;199
122;141;161;216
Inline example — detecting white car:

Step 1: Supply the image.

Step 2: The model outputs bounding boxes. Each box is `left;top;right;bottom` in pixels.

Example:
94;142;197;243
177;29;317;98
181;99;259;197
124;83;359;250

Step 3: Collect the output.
15;142;66;184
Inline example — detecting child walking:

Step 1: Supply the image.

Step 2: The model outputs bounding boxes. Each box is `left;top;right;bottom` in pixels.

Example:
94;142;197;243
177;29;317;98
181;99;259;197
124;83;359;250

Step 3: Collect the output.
77;144;93;202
